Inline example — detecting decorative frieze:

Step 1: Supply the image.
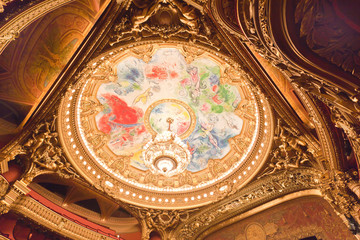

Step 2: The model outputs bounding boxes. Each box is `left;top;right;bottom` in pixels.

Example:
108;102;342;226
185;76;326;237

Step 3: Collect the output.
12;195;116;240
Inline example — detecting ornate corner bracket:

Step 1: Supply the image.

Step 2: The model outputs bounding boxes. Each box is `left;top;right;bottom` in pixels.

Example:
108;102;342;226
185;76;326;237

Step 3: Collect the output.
128;205;199;240
109;0;222;52
259;119;319;177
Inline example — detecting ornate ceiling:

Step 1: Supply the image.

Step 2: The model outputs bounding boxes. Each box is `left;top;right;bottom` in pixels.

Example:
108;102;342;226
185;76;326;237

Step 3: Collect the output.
0;0;109;146
0;0;360;240
58;43;273;209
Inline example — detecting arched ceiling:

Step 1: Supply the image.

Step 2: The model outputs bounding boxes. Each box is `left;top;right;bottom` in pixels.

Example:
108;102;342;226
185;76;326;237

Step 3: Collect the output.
1;0;359;240
0;0;109;147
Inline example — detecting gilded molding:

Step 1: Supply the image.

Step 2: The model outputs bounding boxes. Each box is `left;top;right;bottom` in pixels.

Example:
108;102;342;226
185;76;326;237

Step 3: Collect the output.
30;182;140;233
57;41;274;209
0;0;75;54
207;0;243;37
319;170;360;231
12;195;116;240
330;107;360;168
1;0;358;238
0;180;30;215
129;205;198;240
20;115;80;183
260;119;318;176
236;0;356;171
238;0;360;119
0;0;14;13
197;189;322;239
0;175;8;197
171;168;321;239
0;114;80;183
109;0;222;51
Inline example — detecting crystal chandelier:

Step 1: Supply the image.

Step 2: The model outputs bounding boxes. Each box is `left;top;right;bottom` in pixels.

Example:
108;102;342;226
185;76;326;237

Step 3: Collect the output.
143;118;191;177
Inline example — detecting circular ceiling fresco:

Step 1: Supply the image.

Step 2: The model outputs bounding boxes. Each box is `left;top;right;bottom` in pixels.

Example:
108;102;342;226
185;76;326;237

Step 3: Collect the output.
58;43;273;208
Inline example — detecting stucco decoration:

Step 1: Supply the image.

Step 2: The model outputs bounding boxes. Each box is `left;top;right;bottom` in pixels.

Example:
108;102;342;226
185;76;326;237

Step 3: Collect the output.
58;42;274;208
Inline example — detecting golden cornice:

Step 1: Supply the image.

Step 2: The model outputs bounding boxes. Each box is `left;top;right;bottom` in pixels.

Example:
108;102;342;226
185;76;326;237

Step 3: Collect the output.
207;0;243;37
235;0;358;171
237;0;360;116
0;0;120;173
291;0;360;81
0;0;76;54
197;189;322;239
205;9;316;142
170;168;321;239
11;195;117;240
30;182;140;233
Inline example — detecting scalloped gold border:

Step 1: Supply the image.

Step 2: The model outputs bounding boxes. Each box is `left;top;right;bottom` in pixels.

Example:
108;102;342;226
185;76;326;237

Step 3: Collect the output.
57;41;274;209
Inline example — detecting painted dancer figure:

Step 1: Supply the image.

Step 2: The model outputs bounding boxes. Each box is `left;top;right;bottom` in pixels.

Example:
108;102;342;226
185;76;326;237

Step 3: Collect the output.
200;121;220;151
187;66;201;101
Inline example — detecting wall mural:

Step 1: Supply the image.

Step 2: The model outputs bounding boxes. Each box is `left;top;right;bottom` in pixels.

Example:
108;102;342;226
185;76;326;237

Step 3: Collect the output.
204;196;356;240
95;48;243;172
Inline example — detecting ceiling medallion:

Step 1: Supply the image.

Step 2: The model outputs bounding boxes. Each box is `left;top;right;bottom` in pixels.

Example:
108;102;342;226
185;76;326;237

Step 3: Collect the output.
143;118;191;177
58;43;274;208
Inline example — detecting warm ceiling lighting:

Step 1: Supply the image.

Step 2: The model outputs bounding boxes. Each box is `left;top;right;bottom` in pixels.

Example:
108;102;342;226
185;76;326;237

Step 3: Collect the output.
143;118;191;177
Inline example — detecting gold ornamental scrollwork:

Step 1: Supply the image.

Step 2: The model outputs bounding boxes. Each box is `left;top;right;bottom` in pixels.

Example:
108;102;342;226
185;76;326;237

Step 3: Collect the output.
260;119;318;177
295;0;360;79
129;205;199;240
16;115;80;183
319;170;360;232
110;0;221;50
0;175;9;197
58;40;273;208
0;0;76;54
173;168;321;239
0;114;79;183
238;0;360;121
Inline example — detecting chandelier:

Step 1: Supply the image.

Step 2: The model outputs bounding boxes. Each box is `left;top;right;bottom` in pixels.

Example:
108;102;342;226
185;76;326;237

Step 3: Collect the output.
143;118;191;177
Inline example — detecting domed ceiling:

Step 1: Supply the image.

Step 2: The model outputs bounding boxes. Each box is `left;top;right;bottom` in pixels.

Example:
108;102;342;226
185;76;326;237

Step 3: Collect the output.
58;43;273;208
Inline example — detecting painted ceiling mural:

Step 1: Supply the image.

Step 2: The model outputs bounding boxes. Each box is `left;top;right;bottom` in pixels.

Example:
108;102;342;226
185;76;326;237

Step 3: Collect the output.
95;48;243;172
59;43;272;208
0;0;108;147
